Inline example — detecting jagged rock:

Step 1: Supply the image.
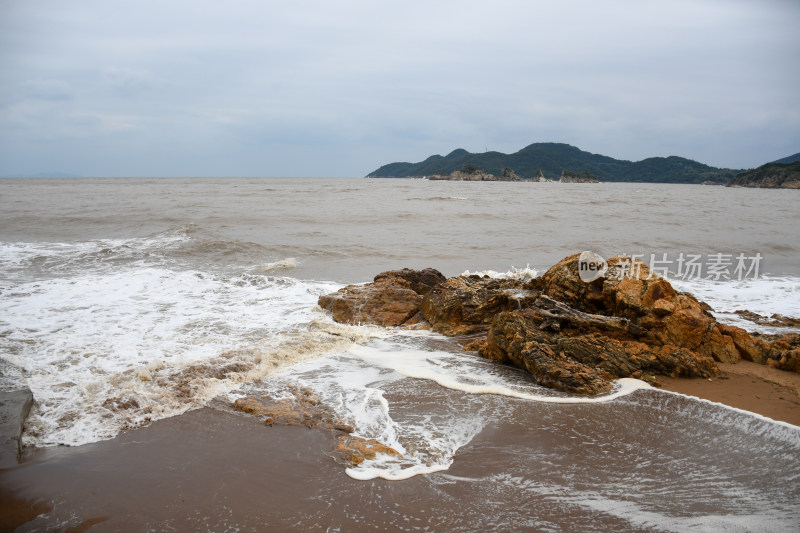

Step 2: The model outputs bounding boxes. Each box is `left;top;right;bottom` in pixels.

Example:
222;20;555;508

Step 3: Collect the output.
234;390;399;467
318;276;423;327
373;268;446;295
541;254;740;363
734;310;800;329
317;254;799;396
718;324;769;363
559;170;599;183
317;268;445;327
420;276;541;336
500;167;522;181
762;333;800;373
478;307;717;395
335;435;401;466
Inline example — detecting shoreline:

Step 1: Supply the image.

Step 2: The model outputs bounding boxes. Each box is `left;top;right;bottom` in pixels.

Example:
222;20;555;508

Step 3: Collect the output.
656;360;800;426
1;363;798;531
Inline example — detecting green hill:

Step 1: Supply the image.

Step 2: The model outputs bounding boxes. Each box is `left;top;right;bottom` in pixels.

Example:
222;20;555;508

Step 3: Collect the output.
771;152;800;164
367;143;740;183
728;161;800;189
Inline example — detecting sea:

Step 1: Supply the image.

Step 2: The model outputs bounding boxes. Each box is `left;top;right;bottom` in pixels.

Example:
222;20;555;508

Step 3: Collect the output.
1;177;799;531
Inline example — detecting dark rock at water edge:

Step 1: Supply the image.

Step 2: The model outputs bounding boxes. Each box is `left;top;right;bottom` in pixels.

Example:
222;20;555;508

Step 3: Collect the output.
0;389;33;468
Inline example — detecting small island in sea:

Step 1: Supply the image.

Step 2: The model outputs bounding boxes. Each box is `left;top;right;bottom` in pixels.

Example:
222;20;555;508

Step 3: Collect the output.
368;142;800;186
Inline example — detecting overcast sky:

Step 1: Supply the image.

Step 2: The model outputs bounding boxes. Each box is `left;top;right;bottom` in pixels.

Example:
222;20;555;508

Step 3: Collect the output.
1;0;798;177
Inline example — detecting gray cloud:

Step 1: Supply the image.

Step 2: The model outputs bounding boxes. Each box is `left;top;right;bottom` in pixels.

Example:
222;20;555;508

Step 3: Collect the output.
1;0;798;176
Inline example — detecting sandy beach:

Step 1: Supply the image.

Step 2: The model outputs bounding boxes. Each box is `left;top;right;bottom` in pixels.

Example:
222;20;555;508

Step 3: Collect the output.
658;361;800;426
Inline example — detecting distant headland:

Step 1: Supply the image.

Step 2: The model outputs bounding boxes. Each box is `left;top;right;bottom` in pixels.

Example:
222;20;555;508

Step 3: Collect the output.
367;142;800;186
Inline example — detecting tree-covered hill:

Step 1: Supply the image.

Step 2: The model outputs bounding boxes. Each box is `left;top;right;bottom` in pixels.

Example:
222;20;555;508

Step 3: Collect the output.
728;160;800;189
367;143;740;183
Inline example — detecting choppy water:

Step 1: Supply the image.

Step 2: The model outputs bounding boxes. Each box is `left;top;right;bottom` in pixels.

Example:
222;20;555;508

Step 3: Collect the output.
1;177;799;530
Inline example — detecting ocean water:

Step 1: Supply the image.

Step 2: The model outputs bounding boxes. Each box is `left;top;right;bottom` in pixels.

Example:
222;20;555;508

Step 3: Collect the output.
1;178;799;530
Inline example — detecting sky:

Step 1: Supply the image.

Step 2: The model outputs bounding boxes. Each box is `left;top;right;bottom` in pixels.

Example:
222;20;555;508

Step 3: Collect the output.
1;0;798;177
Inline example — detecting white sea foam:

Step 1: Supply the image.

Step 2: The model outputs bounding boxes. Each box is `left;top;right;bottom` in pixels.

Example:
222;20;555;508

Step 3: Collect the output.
350;341;651;404
460;264;538;282
0;230;192;282
672;275;800;332
249;337;653;481
0;264;369;446
654;388;800;432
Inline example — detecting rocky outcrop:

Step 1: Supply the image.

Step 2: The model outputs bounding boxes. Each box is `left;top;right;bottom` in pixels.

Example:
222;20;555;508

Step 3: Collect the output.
317;268;445;327
728;161;800;189
233;386;400;467
559;170;599;183
420;276;540;336
500;167;522;181
373;268;446;295
317;255;800;396
428;166;525;182
530;169;551;182
540;254;740;364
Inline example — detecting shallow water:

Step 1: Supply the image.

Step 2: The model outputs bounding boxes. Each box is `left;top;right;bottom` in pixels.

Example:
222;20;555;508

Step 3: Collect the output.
1;177;799;530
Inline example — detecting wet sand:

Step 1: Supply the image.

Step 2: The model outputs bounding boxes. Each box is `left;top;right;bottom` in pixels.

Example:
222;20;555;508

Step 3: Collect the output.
0;407;440;532
2;362;799;531
658;361;800;426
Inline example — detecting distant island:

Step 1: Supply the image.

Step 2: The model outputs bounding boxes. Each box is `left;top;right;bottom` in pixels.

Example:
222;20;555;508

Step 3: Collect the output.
368;142;743;184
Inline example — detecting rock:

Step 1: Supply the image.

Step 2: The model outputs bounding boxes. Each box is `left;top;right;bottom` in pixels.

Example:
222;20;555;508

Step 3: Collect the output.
373;268;446;295
335;435;401;466
318;275;423;327
559;170;599;183
718;324;769;363
420;276;541;336
479;309;616;395
233;386;349;431
734;310;800;329
317;253;799;396
532;169;549;182
0;389;33;468
760;333;800;373
479;301;718;395
499;167;522;181
541;254;740;364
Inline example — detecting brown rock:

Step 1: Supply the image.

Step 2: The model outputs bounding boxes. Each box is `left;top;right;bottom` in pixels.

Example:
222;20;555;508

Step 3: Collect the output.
420;276;541;336
318;253;799;397
335;435;401;466
541;254;740;364
233;387;351;431
482;310;615;395
373;268;446;295
480;307;718;395
318;276;422;327
760;333;800;373
734;310;800;329
718;324;769;363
